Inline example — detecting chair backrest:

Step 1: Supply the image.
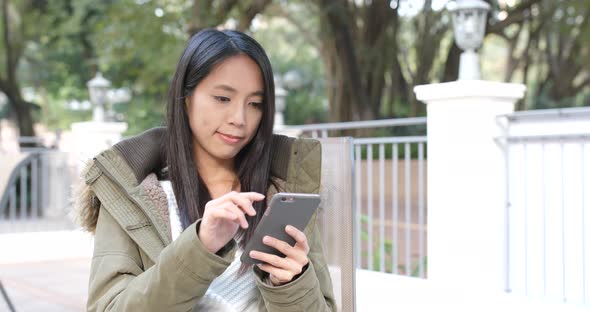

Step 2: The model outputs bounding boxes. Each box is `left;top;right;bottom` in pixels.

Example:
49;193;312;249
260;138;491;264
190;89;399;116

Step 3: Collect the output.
318;138;356;312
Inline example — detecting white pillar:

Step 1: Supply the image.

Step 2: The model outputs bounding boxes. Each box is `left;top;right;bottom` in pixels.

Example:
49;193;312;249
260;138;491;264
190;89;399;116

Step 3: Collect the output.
414;80;525;293
70;121;128;167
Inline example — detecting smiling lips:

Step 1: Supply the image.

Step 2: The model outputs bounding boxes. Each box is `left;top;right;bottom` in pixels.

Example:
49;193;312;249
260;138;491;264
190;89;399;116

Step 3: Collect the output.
217;132;243;144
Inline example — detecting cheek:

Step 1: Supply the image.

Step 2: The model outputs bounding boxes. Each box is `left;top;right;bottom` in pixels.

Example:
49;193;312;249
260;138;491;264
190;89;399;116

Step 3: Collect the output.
248;111;263;134
189;114;213;139
187;96;213;133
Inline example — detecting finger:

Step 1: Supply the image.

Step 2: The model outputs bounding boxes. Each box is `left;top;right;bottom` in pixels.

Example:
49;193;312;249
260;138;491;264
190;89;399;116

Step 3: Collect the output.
209;205;238;223
249;250;291;270
256;263;295;284
224;191;259;216
262;235;307;264
240;192;266;202
220;202;249;229
285;225;310;253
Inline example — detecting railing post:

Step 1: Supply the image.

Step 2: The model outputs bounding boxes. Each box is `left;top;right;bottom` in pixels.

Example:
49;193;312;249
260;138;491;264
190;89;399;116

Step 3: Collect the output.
414;80;525;293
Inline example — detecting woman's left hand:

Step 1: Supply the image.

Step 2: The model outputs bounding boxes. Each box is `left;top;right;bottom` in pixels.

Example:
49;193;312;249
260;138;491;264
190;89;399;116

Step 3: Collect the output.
249;225;310;286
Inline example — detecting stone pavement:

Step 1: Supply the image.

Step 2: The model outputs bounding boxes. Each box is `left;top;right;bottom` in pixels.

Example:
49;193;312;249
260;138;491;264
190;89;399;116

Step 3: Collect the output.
0;258;90;312
0;230;93;312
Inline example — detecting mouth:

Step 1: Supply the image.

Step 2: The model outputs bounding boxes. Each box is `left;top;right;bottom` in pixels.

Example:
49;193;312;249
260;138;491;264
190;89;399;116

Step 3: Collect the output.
217;132;244;144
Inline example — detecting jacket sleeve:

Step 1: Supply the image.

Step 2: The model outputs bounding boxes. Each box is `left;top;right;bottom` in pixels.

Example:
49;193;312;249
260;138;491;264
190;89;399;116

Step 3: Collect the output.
253;212;337;312
87;207;236;312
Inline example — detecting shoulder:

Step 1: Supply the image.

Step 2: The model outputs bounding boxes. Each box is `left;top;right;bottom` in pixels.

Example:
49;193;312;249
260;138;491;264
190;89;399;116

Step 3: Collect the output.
270;134;321;181
270;135;321;195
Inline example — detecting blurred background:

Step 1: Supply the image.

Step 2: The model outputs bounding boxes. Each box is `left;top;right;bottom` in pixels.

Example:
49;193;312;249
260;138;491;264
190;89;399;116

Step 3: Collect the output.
0;0;588;311
0;0;587;139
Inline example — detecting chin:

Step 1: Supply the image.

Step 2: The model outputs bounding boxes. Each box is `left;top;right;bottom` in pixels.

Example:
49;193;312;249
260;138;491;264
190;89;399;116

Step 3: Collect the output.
213;149;241;160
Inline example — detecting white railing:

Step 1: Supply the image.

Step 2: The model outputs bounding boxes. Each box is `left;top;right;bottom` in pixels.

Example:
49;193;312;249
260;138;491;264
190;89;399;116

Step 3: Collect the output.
0;149;76;233
352;137;427;277
278;117;428;278
502;107;590;306
280;117;427;139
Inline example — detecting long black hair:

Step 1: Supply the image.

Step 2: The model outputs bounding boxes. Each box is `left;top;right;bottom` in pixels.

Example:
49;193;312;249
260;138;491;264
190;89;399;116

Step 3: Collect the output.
165;29;275;250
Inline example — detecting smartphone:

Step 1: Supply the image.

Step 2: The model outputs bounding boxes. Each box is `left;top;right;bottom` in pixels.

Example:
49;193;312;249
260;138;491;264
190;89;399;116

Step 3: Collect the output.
240;192;321;265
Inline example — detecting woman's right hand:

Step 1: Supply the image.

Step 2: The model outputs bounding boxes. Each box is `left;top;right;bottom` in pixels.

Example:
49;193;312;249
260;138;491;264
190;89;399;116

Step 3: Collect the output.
198;191;265;254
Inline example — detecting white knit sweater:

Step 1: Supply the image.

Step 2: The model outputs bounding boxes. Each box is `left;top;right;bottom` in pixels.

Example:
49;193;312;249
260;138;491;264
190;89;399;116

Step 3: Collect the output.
160;181;259;312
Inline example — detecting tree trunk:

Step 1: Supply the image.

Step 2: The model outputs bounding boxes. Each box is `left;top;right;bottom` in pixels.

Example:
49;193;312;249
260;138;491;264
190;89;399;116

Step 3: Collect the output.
317;0;365;122
442;43;460;82
187;0;267;36
1;0;35;144
3;83;35;140
12;99;35;138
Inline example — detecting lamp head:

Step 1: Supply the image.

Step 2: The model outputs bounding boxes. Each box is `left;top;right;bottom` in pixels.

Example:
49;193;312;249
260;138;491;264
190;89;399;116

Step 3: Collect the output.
448;0;490;51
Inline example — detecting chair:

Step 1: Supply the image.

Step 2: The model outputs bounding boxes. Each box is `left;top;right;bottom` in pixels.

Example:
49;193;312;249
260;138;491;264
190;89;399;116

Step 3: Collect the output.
318;138;356;312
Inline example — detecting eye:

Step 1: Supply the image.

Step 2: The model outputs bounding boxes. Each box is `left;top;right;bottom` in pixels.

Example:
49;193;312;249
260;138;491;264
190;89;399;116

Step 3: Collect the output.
249;102;263;109
213;96;231;103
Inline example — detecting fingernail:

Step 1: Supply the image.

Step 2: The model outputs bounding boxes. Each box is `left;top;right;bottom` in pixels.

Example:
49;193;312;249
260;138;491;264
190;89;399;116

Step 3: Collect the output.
263;236;271;244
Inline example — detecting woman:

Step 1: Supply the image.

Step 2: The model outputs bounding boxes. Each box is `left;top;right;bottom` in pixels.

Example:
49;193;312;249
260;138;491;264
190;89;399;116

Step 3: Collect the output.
75;29;335;311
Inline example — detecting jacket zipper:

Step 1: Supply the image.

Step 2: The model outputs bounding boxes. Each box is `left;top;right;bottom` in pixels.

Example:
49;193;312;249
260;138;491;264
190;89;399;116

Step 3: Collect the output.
94;160;169;245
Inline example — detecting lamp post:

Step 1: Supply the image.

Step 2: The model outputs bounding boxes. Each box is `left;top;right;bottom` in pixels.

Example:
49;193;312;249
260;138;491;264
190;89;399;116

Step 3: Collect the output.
274;76;287;127
274;70;303;128
87;72;111;122
447;0;490;80
72;72;129;165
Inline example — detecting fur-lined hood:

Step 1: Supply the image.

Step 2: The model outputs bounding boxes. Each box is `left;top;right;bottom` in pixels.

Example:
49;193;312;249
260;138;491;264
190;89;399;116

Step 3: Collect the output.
72;127;320;235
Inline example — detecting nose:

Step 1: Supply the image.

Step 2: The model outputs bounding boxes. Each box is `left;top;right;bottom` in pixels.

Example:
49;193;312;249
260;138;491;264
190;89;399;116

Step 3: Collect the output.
227;102;246;127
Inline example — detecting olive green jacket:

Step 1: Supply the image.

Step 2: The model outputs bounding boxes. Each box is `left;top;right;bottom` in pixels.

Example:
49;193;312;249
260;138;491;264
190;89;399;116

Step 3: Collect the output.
74;128;336;311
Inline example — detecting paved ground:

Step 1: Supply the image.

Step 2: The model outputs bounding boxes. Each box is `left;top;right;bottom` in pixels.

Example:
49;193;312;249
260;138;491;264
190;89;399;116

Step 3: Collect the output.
0;227;93;312
0;258;90;312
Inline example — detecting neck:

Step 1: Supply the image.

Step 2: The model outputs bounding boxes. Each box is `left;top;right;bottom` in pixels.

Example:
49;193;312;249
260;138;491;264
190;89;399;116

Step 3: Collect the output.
193;147;238;188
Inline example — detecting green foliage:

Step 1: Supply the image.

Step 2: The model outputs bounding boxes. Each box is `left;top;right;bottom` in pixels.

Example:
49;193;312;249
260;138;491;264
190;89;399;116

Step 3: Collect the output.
358;141;427;161
92;0;188;135
115;95;166;136
4;0;589;136
20;1;105;96
284;88;327;124
360;214;427;276
93;0;187;95
36;96;91;131
252;16;328;125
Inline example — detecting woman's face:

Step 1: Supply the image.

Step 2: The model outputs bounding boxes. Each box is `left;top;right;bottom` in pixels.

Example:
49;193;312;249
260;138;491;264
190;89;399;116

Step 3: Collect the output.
186;54;264;163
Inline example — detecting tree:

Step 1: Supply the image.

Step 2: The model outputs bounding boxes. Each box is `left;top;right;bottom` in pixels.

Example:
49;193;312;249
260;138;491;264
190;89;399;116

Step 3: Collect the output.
187;0;272;35
0;0;36;141
5;0;588;137
1;0;110;139
92;0;273;134
277;0;589;122
0;0;274;137
274;0;451;122
486;0;589;109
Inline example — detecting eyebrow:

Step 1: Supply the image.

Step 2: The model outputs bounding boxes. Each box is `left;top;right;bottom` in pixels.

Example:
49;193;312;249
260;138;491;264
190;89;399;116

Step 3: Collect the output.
213;84;264;97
